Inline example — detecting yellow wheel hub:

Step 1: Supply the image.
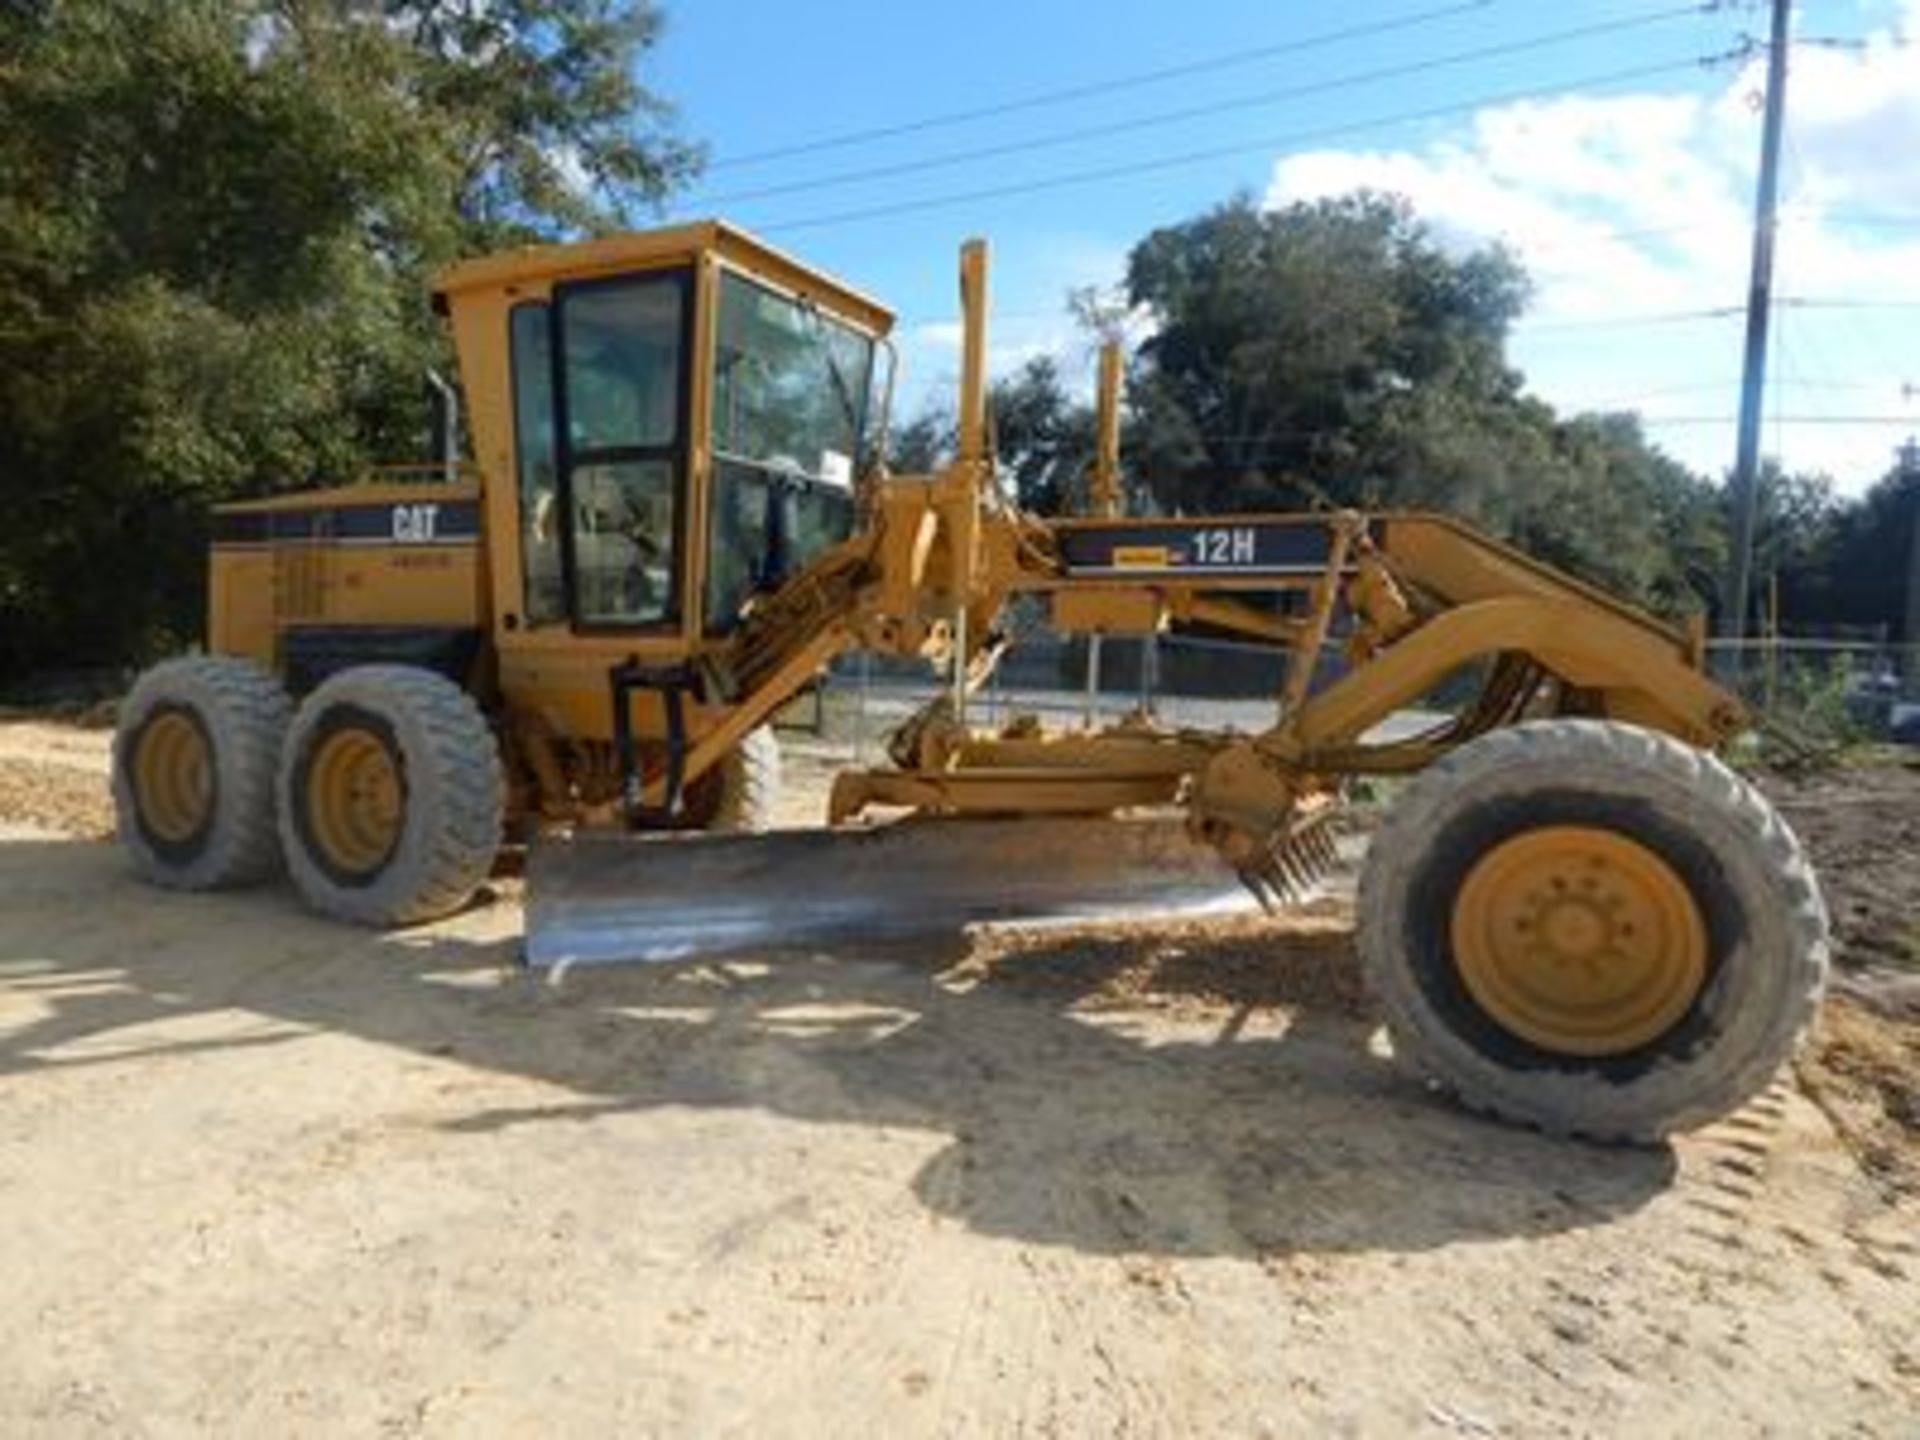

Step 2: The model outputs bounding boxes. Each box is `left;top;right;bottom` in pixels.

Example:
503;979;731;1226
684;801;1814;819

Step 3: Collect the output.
1450;825;1707;1057
132;710;213;844
306;728;404;877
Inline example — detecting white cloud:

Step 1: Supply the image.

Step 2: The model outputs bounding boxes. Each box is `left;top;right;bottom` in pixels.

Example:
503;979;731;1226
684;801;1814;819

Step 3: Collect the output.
1263;3;1920;489
905;316;1073;386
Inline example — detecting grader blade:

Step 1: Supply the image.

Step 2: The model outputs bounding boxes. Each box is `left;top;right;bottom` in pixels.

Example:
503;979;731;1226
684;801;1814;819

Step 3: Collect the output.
524;815;1309;969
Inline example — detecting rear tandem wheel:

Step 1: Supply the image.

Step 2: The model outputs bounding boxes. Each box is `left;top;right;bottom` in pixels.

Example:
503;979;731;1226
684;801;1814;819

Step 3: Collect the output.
114;655;291;889
277;665;504;927
1357;719;1829;1142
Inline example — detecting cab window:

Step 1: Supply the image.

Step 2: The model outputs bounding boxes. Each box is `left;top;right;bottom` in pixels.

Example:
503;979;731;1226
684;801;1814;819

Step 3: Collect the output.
509;303;563;625
706;271;874;632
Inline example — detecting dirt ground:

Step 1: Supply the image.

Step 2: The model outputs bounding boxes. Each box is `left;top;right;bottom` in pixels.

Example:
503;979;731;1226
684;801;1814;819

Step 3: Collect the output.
1;718;1916;1436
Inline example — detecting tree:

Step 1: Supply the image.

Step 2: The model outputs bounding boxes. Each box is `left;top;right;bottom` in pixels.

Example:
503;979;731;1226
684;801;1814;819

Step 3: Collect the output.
988;358;1097;515
0;0;697;686
886;406;953;476
1786;460;1914;638
884;358;1100;516
1121;192;1529;516
1112;193;1753;617
396;0;701;244
1746;462;1839;631
1515;412;1730;617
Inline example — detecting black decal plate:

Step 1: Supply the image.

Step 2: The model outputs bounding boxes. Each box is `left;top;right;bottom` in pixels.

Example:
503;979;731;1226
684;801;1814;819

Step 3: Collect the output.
1059;521;1338;577
212;500;482;547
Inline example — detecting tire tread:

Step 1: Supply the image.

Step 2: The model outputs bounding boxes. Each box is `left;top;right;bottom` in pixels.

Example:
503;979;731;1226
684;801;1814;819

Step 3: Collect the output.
1357;718;1829;1142
114;655;290;888
278;665;502;927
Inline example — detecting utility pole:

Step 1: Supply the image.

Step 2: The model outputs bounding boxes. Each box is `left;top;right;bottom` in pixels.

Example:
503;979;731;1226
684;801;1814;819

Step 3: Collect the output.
1723;0;1793;650
1902;437;1920;685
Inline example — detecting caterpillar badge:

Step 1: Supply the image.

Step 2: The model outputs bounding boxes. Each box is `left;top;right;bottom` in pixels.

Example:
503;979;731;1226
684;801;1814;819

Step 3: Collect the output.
112;221;1828;1140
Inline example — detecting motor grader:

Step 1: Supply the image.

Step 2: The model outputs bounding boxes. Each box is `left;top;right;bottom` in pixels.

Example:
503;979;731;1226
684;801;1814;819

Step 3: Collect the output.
112;220;1828;1141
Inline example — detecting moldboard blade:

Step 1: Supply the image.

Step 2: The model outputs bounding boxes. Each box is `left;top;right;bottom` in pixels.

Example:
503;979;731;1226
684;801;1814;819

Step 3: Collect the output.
524;815;1258;968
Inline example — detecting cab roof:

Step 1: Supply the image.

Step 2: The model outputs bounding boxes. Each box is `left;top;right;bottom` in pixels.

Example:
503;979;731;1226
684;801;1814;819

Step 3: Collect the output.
432;219;895;336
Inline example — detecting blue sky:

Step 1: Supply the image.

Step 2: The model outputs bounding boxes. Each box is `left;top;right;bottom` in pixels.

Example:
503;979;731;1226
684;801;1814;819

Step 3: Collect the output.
648;0;1920;492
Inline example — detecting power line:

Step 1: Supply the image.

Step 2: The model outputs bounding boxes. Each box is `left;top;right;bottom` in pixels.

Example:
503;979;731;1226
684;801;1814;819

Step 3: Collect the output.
1808;209;1920;228
1788;378;1910;390
1516;304;1745;333
751;55;1716;235
698;5;1708;208
1515;220;1723;256
1585;378;1744;406
1520;299;1920;335
1637;414;1920;425
1778;296;1920;310
707;0;1499;171
1586;375;1906;408
1500;290;1920;338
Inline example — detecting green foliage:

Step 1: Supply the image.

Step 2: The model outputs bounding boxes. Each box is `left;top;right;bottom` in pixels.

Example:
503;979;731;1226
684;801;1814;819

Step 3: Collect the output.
886;357;1107;517
887;408;951;477
1123;193;1529;516
0;0;693;686
1783;463;1916;641
1116;194;1734;614
988;357;1098;515
1732;649;1870;756
1511;412;1728;617
401;0;701;243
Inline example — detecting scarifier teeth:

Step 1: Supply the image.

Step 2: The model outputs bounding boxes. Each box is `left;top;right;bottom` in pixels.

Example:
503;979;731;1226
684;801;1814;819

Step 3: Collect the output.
1265;824;1336;902
1309;828;1336;869
1277;852;1305;899
1236;867;1279;914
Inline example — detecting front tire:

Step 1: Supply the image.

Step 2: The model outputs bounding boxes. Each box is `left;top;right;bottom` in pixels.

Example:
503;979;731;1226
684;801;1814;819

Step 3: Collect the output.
1357;719;1828;1142
114;655;290;889
278;665;502;927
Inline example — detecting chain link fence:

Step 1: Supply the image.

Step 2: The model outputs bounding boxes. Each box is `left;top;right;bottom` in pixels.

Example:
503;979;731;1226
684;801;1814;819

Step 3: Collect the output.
1706;639;1920;746
792;627;1920;754
806;627;1386;756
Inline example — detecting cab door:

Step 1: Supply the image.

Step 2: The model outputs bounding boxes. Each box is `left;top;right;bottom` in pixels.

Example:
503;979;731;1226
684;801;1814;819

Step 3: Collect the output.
549;269;694;631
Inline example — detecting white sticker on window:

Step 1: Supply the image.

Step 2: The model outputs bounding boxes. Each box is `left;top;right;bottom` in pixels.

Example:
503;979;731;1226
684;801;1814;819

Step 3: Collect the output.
819;449;853;489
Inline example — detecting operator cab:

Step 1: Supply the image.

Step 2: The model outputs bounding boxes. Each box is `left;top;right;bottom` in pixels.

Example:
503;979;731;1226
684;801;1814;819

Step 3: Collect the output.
438;221;892;642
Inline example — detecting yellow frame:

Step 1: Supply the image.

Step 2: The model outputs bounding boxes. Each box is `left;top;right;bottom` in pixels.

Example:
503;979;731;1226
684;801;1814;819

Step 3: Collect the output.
206;219;1744;853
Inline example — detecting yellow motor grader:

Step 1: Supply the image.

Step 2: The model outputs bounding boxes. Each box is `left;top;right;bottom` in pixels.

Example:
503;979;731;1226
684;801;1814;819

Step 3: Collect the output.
112;220;1827;1140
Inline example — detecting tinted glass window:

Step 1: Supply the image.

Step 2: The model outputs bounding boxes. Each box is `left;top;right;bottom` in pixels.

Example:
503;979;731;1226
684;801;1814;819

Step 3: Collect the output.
558;274;686;627
563;281;683;452
706;459;854;630
509;303;563;625
705;272;869;631
713;272;873;484
571;459;677;626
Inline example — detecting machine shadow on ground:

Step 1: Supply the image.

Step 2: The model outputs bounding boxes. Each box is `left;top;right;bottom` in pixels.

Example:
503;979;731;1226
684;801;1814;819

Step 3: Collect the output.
0;838;1678;1261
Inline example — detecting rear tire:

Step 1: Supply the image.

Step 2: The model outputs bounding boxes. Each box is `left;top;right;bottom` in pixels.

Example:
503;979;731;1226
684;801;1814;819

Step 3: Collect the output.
278;665;502;927
1357;719;1828;1142
114;655;290;889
